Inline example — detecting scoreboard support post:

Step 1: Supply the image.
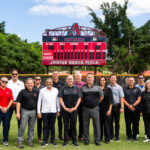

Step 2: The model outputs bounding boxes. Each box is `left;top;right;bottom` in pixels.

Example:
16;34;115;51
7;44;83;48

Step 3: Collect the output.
94;65;97;83
70;66;73;75
46;66;49;74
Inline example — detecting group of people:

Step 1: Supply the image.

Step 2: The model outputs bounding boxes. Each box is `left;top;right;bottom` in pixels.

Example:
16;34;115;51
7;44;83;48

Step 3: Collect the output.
0;70;150;148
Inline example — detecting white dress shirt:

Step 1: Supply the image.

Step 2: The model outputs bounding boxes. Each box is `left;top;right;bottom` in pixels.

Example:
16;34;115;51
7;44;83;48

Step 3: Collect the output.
7;79;24;101
37;87;60;113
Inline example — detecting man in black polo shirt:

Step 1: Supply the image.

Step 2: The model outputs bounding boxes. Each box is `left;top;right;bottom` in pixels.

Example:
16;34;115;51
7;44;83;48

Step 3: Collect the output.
81;73;104;146
16;78;39;148
123;77;141;142
59;75;81;147
52;70;65;140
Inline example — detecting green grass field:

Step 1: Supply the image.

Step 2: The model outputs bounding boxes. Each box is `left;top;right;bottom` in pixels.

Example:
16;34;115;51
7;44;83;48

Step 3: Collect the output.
0;113;150;150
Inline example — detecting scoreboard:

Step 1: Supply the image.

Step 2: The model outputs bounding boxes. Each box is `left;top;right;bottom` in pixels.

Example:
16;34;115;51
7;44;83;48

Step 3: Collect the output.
42;23;107;66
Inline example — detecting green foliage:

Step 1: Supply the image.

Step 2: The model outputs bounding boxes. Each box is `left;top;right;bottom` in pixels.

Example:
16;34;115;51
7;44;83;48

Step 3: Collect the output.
88;0;150;73
0;21;5;34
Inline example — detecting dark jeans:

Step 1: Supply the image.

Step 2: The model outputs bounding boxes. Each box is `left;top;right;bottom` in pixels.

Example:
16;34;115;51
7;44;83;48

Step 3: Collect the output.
110;104;120;139
143;113;150;139
37;118;43;139
42;113;56;143
57;111;63;138
100;108;111;142
9;107;20;131
0;109;11;142
63;110;77;142
83;106;100;142
124;109;140;139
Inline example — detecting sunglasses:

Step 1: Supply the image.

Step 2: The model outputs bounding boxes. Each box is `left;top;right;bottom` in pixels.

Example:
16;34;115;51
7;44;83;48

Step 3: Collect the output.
139;77;144;79
35;79;41;81
12;73;18;76
1;80;8;83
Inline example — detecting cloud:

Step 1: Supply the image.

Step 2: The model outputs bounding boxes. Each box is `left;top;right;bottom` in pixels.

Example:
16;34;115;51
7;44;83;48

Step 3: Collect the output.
29;0;150;18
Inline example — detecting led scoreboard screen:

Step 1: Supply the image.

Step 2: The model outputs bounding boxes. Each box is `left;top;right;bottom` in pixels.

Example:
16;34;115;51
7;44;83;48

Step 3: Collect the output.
42;23;107;66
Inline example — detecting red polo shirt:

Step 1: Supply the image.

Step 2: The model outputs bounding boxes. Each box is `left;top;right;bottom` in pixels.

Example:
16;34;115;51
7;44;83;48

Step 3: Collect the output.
0;87;13;107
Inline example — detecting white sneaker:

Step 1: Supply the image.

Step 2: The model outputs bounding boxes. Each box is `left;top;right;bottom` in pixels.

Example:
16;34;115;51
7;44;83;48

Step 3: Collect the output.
143;139;150;143
3;142;9;146
136;134;139;138
145;134;148;139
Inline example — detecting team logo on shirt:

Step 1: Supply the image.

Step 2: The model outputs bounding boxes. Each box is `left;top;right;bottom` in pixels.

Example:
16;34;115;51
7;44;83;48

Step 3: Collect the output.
74;90;78;93
34;93;37;97
134;90;136;93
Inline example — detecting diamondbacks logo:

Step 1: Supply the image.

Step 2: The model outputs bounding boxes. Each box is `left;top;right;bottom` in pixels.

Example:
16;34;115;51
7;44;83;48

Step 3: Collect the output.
67;23;80;36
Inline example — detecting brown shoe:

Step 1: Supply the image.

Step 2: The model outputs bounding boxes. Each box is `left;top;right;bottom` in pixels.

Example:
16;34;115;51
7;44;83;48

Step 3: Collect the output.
18;143;24;149
27;142;34;147
38;138;43;143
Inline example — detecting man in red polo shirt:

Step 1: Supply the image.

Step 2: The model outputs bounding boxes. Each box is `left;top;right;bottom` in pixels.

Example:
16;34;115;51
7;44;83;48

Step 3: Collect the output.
0;77;13;146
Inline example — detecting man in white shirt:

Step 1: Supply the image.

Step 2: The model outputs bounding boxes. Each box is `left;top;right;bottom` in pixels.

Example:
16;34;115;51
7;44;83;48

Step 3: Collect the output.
7;69;24;129
37;78;60;147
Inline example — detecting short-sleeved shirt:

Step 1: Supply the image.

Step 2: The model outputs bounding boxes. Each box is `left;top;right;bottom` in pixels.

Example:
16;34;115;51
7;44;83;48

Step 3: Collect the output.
136;84;145;92
74;81;86;88
100;87;113;111
59;85;81;108
141;91;150;114
0;87;13;107
81;84;104;108
123;86;141;109
34;85;44;92
108;83;124;104
53;80;65;92
16;88;39;110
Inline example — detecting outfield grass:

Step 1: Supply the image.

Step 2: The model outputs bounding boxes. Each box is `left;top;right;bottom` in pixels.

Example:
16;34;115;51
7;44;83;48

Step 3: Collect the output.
0;113;149;150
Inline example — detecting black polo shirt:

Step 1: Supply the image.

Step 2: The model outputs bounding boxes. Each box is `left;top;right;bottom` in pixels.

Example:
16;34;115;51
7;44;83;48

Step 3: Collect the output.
81;84;104;108
53;80;65;92
100;87;113;111
123;86;141;109
141;91;150;114
16;88;39;110
34;85;44;92
59;85;81;108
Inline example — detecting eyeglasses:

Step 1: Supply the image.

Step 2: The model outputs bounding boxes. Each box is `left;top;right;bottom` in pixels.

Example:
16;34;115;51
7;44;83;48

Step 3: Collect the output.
35;79;41;81
1;80;8;83
12;73;18;76
139;77;144;79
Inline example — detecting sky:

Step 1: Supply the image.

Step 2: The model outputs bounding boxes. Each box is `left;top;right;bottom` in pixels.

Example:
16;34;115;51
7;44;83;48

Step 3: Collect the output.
0;0;150;43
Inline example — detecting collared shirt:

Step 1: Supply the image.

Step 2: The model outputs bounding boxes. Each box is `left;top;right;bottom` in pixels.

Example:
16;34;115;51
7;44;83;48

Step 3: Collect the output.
74;81;86;88
0;87;13;107
34;85;44;92
108;83;124;105
59;85;81;108
53;80;65;92
16;88;39;110
7;79;24;101
136;84;145;92
81;84;104;108
37;87;60;113
141;91;150;114
123;86;141;109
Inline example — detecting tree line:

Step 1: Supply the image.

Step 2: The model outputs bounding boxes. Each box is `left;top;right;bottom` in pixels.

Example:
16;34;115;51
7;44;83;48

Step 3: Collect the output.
0;0;150;74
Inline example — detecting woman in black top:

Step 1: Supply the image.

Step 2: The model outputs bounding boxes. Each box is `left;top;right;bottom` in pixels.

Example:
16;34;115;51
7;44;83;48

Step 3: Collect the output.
99;77;113;144
141;79;150;142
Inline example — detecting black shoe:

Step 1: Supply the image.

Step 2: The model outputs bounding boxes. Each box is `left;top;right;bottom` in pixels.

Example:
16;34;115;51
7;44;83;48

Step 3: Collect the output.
84;141;89;146
18;143;24;149
133;138;138;142
72;142;79;146
110;138;114;141
115;137;120;142
127;137;131;142
62;142;68;147
105;141;109;144
95;141;101;146
58;136;63;140
50;141;57;146
41;142;48;147
78;137;83;142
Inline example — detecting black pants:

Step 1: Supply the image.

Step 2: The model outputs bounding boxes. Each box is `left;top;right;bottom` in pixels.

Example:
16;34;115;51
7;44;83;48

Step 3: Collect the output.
78;103;83;138
37;118;43;139
143;113;150;139
42;113;56;143
110;104;120;139
100;109;111;142
9;107;20;131
57;111;63;138
63;110;77;142
124;109;139;139
143;114;148;135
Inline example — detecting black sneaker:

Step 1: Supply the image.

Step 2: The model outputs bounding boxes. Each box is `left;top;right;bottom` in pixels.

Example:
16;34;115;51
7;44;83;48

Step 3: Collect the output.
115;138;120;142
41;142;48;147
127;137;131;142
133;138;138;142
3;141;9;147
110;138;114;141
84;141;89;146
62;142;68;147
18;143;24;149
95;141;101;146
72;142;79;147
51;141;57;146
